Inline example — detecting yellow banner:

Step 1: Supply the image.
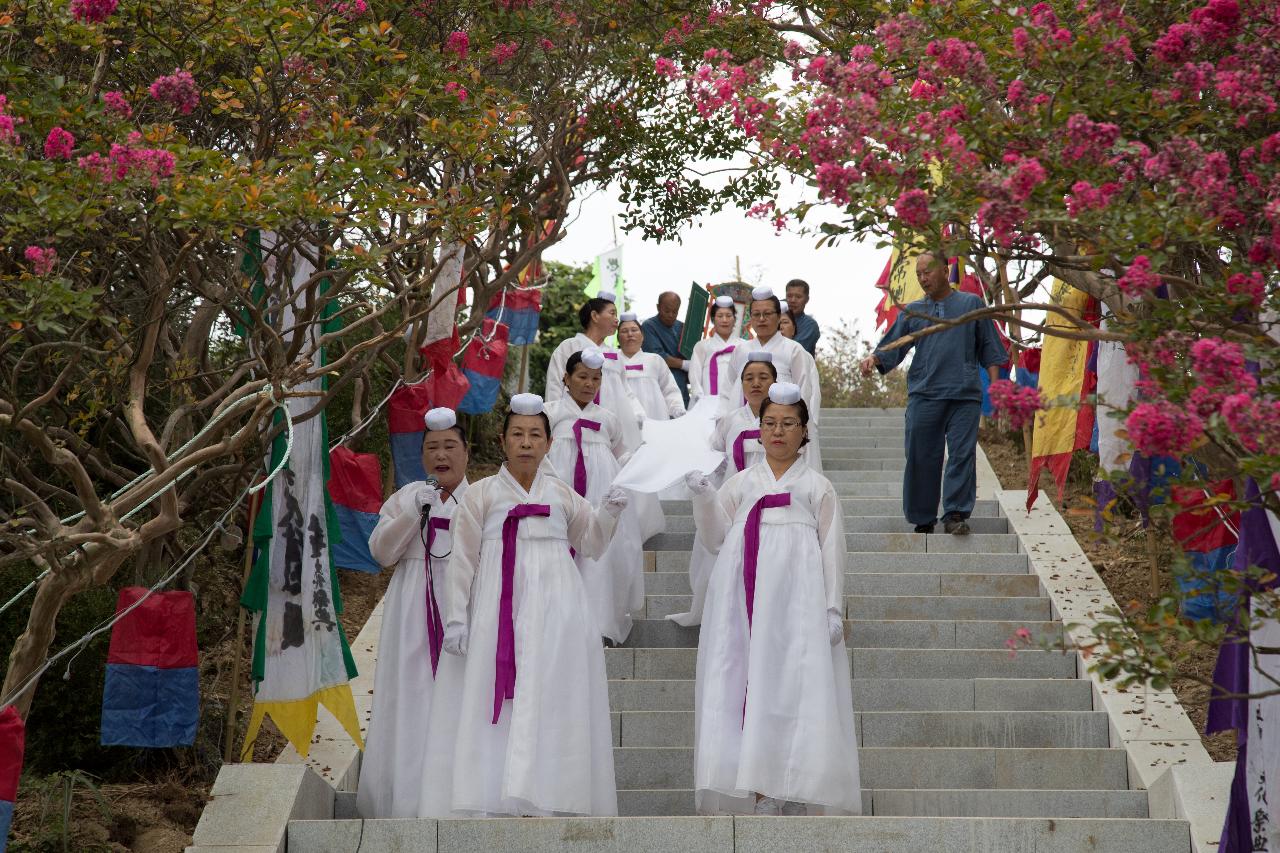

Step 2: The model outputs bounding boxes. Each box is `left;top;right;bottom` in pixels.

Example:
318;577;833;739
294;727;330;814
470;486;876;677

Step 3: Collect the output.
1030;279;1091;459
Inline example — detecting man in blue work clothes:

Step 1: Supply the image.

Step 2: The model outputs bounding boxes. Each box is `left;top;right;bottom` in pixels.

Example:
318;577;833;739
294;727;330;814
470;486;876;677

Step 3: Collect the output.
641;291;690;407
784;279;821;356
859;252;1008;535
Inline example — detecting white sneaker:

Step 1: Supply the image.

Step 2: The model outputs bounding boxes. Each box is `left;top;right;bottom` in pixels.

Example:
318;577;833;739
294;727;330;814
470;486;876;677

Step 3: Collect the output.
753;796;782;815
780;800;806;816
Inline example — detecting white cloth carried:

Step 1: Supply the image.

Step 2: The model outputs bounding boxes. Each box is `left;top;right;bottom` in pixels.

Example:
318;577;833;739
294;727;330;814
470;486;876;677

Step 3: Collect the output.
621;350;686;420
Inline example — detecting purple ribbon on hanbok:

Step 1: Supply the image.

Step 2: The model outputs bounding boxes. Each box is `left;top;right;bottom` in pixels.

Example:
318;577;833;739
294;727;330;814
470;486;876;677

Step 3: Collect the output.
743;493;791;629
732;429;761;471
741;492;791;725
494;503;551;724
593;351;620;404
424;516;451;677
708;345;735;395
625;364;643;372
571;419;602;497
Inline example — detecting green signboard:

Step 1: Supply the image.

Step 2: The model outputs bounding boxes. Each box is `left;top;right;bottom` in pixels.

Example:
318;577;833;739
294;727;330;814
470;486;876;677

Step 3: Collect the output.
678;282;709;359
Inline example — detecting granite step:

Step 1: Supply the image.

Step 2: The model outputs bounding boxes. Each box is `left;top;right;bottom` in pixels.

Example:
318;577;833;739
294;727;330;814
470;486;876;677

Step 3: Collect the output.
846;595;1051;622
644;532;1023;553
657;498;1002;516
639;571;1041;598
610;710;1110;749
656;514;1010;535
649;551;1031;573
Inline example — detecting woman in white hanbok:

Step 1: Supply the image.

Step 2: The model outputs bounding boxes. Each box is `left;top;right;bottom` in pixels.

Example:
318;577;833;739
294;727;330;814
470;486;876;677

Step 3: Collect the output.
543;290;645;452
688;295;742;408
357;408;470;819
711;353;776;478
665;354;776;629
685;383;860;817
545;349;646;644
442;393;628;817
617;313;687;421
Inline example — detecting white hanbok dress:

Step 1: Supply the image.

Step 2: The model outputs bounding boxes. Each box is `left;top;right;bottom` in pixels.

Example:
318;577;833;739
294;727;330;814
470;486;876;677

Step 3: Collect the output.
719;334;823;472
692;460;860;816
444;466;619;816
621;350;686;420
357;478;469;819
545;332;644;452
545;398;645;643
688;334;739;406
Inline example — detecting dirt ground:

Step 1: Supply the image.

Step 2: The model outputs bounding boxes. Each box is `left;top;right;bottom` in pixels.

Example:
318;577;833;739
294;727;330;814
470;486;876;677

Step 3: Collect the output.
979;425;1237;763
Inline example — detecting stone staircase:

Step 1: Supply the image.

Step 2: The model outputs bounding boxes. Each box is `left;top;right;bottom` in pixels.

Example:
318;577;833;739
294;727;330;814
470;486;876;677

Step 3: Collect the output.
290;407;1192;852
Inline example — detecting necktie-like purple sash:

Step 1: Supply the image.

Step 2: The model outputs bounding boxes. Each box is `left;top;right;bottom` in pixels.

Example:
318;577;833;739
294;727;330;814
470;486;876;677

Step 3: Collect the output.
741;492;791;724
709;345;735;395
743;493;791;629
571;419;602;496
733;429;761;471
625;364;643;372
494;503;551;724
424;517;451;677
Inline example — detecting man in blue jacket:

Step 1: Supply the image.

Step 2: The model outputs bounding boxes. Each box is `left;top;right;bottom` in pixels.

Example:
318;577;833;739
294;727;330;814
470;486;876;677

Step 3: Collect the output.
860;252;1008;535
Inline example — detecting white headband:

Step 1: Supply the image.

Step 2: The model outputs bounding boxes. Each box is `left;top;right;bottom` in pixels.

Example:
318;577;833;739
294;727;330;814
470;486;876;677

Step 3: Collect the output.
579;347;605;369
767;382;802;405
596;289;617;304
509;393;544;416
619;311;638;323
714;295;734;309
751;286;774;301
423;407;457;431
746;351;774;363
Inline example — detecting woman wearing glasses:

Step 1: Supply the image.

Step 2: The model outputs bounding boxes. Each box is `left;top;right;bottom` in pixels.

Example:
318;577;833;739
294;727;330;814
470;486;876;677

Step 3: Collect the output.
684;383;860;817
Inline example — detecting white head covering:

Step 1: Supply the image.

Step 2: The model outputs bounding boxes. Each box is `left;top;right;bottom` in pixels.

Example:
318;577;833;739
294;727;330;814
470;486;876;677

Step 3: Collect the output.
751;286;775;301
423;407;457;431
596;289;617;304
619;311;638;323
767;382;802;405
509;393;544;416
714;295;734;309
578;347;605;370
746;351;774;364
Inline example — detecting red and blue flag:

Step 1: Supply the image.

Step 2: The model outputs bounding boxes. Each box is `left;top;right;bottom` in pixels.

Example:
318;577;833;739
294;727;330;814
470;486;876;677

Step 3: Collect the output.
0;707;24;853
328;446;384;573
458;318;509;415
1171;480;1240;622
101;588;199;747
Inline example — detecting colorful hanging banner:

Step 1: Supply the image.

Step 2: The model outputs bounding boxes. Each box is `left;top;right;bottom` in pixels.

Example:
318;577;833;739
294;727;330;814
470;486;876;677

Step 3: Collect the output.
239;232;362;761
1016;347;1042;389
0;707;23;853
873;245;925;331
1093;328;1139;530
387;382;433;488
101;588;199;747
327;446;384;573
1171;480;1240;622
487;221;555;346
458;318;510;415
1026;280;1098;509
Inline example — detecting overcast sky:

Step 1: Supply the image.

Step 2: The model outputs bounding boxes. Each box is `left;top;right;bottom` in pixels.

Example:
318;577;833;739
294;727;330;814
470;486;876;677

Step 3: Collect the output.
543;185;893;347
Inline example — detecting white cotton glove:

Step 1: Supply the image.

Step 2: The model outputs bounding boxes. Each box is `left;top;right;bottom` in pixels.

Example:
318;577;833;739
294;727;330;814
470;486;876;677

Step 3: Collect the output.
604;486;630;517
443;622;468;656
827;608;845;647
684;471;714;495
414;483;442;514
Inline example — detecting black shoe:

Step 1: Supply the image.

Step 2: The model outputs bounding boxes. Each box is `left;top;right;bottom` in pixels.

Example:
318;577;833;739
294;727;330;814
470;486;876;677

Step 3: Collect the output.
913;523;935;534
943;514;970;536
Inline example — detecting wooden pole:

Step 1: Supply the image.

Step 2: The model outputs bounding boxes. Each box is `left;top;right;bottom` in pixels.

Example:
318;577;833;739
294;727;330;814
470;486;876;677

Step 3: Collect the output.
1146;526;1161;596
223;494;259;764
517;344;531;395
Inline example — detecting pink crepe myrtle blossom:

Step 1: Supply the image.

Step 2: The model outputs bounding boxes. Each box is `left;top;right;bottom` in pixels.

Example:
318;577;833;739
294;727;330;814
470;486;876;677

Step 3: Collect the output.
988;379;1044;430
102;91;132;118
654;57;679;78
1226;271;1265;305
70;0;118;23
1116;256;1161;295
77;131;175;185
445;31;469;60
148;69;199;115
490;42;519;64
43;127;74;160
0;95;21;145
893;189;930;227
1127;401;1203;457
333;0;367;18
444;81;467;102
23;246;57;277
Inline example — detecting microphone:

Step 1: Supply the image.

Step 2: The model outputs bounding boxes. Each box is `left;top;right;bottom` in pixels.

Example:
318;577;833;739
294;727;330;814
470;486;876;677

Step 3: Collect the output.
420;475;441;520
